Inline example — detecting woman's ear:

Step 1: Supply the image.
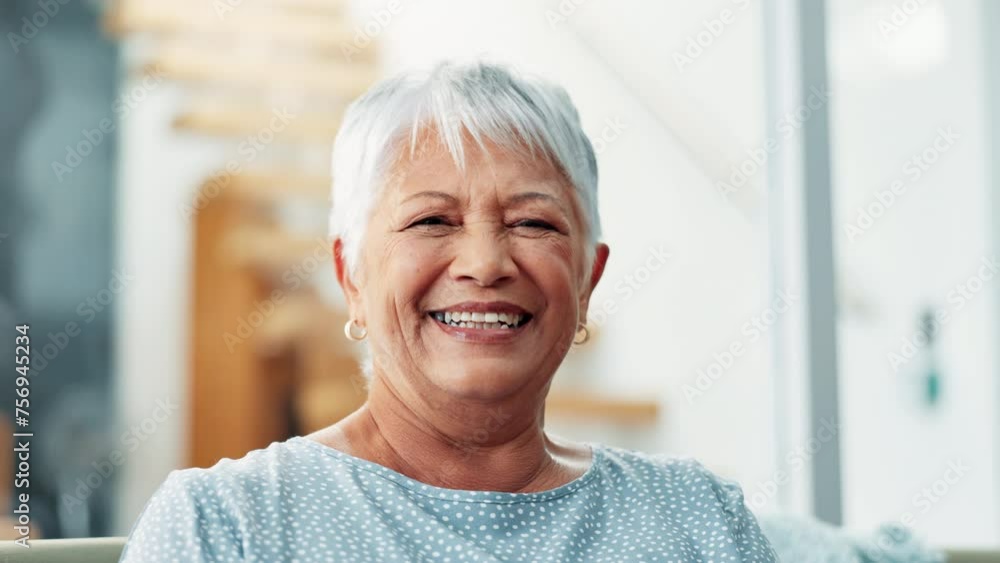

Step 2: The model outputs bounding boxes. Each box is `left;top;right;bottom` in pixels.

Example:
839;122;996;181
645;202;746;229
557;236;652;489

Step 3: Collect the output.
578;243;610;322
333;239;364;322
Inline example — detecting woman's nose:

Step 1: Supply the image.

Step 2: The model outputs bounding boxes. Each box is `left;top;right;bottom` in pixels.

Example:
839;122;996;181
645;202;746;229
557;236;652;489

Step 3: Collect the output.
448;224;517;287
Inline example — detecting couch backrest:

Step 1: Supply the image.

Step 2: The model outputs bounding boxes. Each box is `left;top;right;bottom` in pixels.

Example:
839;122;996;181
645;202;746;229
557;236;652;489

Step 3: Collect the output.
1;537;996;562
945;550;1000;563
0;537;126;563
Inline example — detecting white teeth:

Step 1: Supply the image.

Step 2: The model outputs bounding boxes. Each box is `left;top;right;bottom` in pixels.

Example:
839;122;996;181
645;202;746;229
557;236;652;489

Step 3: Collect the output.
433;310;529;328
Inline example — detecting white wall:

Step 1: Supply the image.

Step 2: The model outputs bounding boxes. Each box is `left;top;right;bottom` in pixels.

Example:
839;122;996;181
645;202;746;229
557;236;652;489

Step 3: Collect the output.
828;0;998;547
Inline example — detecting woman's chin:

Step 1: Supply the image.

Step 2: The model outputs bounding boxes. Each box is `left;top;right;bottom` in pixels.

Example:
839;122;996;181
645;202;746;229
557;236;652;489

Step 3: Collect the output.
428;361;536;399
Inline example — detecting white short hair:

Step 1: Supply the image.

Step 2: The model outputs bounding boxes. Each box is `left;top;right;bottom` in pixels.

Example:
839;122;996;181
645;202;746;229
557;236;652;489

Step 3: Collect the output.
328;60;602;274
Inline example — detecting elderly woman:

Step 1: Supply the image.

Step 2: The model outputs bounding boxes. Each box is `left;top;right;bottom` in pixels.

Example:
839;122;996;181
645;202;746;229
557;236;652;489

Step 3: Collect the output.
120;61;778;562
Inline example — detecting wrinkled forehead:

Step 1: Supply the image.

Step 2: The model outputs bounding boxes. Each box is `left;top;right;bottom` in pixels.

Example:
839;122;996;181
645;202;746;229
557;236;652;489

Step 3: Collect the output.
381;130;579;212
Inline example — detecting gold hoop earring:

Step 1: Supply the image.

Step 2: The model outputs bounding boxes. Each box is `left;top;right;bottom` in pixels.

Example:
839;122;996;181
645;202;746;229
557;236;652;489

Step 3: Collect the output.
344;319;367;341
573;322;589;345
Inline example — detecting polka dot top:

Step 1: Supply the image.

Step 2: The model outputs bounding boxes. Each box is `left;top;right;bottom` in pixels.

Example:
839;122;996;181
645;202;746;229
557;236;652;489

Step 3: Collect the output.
118;436;778;562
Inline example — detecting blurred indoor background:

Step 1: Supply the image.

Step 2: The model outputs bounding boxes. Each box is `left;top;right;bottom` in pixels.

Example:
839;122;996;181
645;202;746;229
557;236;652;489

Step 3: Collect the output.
0;0;996;553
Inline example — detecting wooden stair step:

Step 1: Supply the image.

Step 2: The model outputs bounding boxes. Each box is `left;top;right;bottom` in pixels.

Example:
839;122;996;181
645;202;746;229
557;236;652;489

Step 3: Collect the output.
173;105;342;144
144;46;376;98
104;0;370;58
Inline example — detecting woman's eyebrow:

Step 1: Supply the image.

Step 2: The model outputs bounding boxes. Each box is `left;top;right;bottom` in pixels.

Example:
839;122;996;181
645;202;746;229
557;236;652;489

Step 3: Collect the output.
400;191;459;205
506;191;570;215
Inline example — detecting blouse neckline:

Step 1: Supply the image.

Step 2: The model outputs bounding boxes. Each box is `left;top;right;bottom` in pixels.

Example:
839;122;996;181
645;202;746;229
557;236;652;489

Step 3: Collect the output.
290;435;603;504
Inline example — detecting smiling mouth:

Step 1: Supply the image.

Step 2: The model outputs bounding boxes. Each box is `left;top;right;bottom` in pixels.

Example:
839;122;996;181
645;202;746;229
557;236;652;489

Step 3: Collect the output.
428;310;533;330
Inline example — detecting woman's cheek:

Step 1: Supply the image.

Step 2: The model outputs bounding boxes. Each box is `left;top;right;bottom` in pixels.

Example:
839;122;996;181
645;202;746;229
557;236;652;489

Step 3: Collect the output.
514;238;576;279
395;236;451;273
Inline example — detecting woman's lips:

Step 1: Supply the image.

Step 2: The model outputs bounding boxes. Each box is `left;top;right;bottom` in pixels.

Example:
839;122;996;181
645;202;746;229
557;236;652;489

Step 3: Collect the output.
427;311;532;342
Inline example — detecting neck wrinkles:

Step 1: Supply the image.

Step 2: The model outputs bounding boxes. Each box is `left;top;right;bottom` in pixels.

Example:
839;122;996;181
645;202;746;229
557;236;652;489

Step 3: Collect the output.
358;372;574;493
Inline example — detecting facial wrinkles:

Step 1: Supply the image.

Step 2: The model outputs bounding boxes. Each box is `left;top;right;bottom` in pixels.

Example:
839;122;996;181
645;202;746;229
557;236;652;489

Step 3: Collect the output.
355;207;422;384
362;143;593;387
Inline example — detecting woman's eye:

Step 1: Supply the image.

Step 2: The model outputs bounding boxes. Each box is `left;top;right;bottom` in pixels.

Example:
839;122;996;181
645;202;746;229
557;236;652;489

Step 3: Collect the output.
409;216;449;228
513;219;556;231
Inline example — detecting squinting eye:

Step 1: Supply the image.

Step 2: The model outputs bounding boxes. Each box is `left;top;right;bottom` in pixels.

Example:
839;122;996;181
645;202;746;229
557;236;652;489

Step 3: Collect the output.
513;219;556;231
409;216;449;228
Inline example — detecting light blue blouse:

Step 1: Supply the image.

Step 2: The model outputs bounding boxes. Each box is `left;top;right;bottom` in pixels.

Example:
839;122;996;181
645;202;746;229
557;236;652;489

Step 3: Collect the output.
119;436;778;562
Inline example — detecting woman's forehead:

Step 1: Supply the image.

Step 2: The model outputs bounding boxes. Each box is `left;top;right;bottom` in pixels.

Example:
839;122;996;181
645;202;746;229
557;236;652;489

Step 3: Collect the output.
388;141;573;204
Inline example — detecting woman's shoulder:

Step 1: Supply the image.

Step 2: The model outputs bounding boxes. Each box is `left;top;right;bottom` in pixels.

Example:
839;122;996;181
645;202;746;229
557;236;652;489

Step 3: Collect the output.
117;441;304;562
594;443;749;510
593;443;778;560
595;442;721;475
161;438;308;493
124;439;308;533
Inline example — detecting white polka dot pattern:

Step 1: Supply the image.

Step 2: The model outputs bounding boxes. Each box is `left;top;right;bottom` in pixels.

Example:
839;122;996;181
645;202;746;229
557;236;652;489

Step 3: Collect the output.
118;437;779;562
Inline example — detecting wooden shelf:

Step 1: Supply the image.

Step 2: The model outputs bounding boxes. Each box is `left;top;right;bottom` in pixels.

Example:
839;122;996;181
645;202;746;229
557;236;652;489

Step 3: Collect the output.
227;171;331;203
253;292;325;355
546;392;660;425
220;226;331;275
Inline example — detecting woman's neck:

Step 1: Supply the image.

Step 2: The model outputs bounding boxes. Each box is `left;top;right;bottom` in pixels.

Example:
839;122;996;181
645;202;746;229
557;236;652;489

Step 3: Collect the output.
314;374;591;493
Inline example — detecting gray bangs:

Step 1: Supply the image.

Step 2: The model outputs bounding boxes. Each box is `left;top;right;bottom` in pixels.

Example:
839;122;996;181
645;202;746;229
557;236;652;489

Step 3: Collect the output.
329;60;601;274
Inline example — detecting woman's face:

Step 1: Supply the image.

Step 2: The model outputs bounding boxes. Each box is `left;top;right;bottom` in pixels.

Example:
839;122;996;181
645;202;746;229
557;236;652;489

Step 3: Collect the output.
337;138;609;402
